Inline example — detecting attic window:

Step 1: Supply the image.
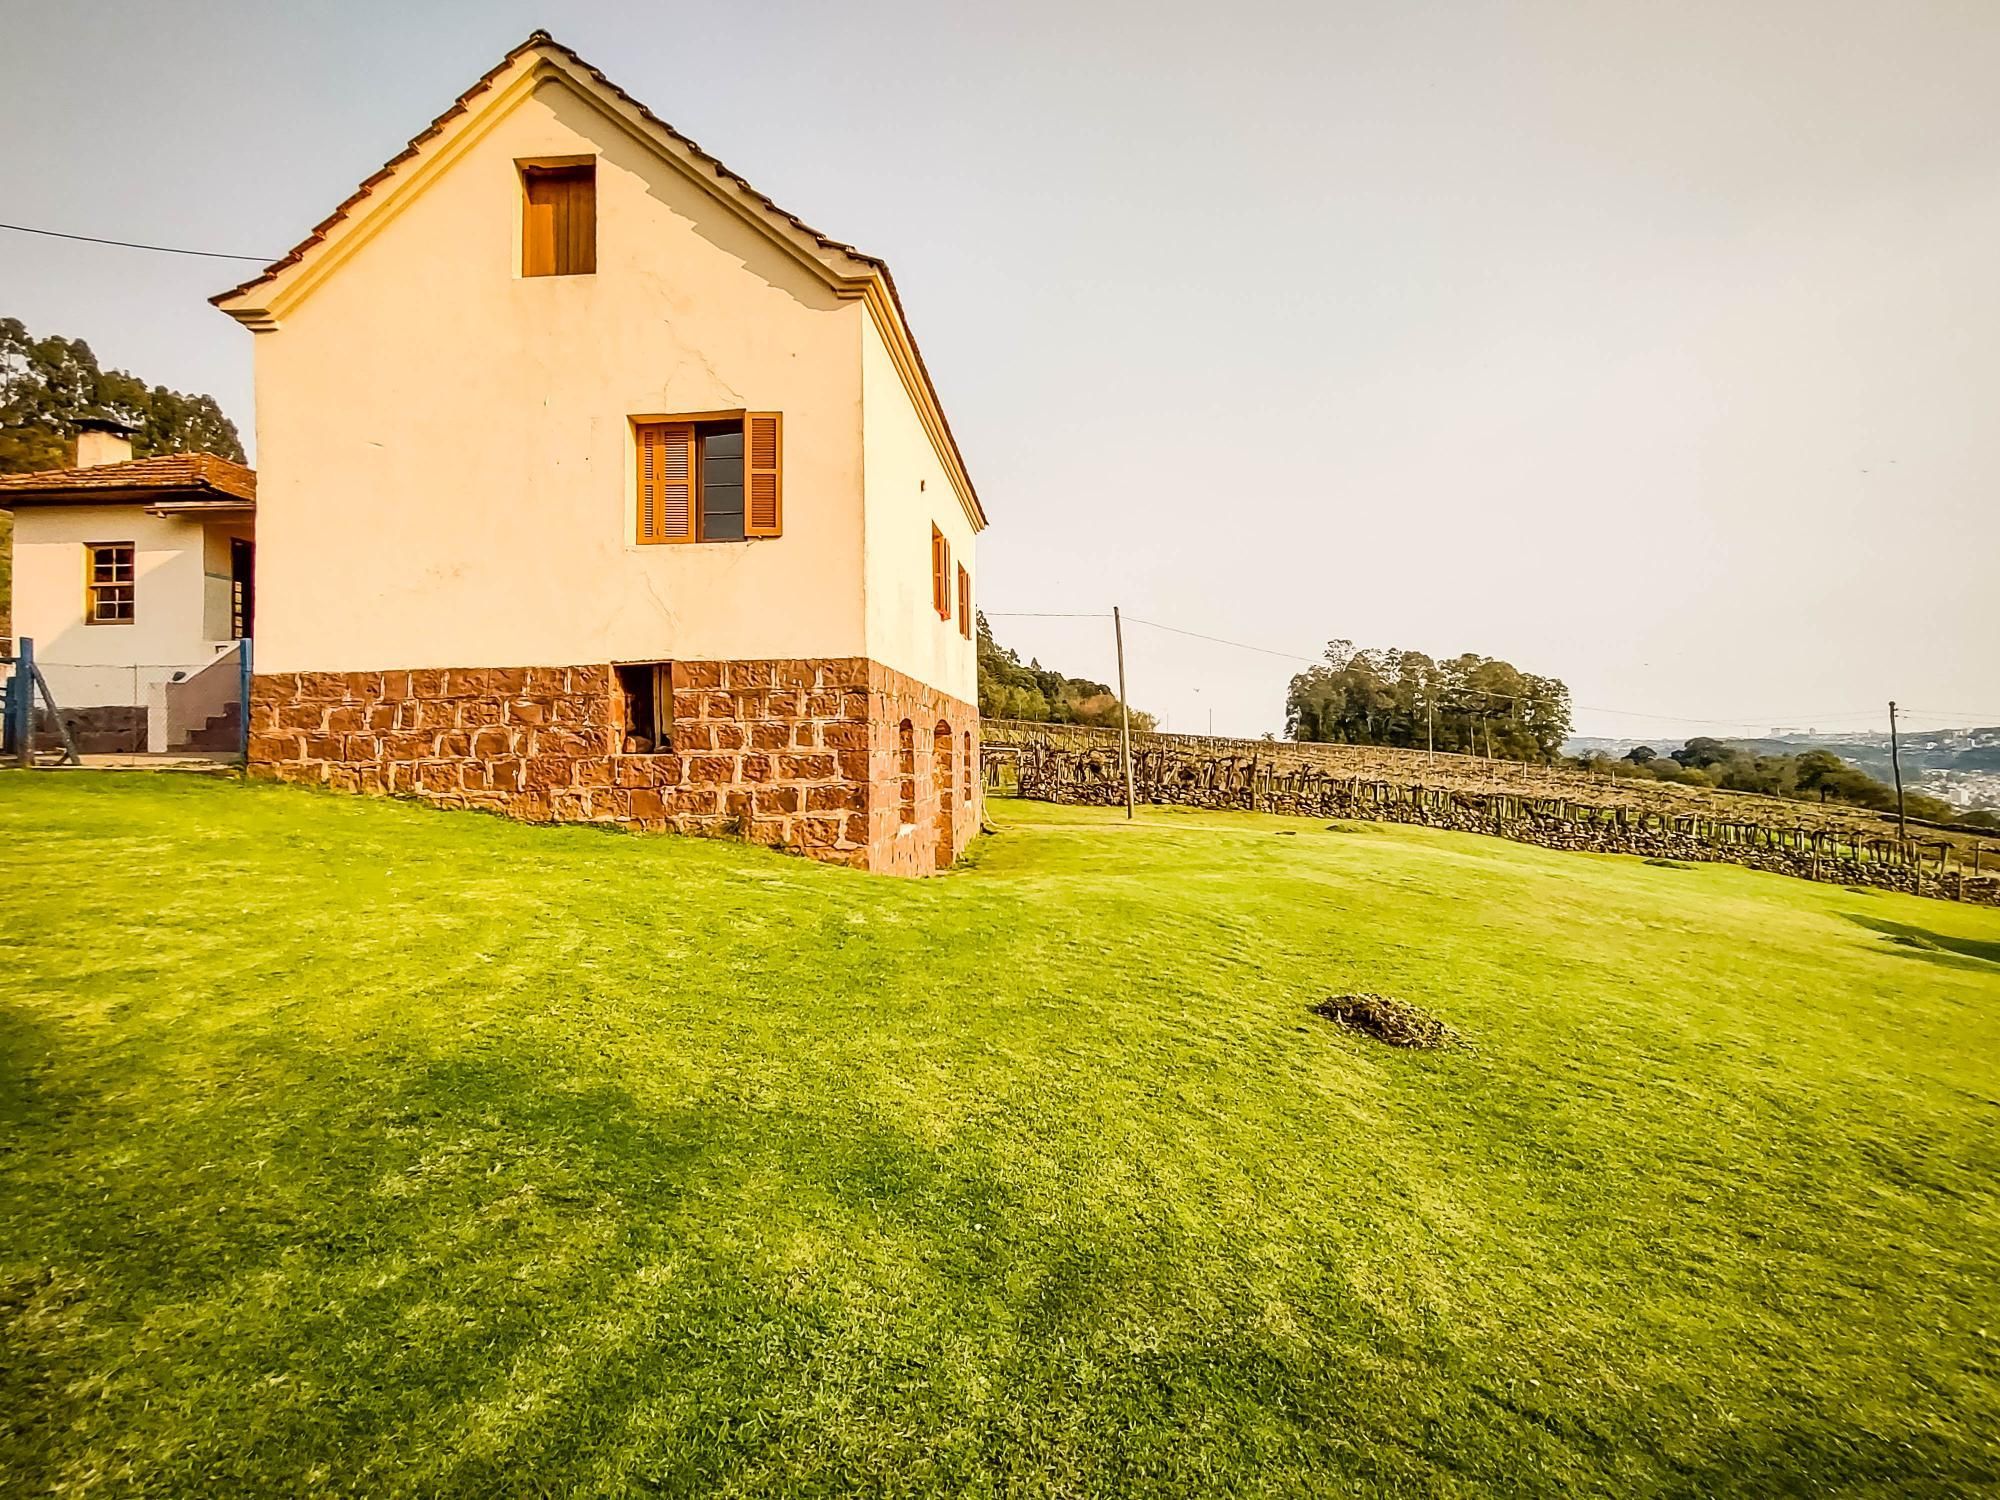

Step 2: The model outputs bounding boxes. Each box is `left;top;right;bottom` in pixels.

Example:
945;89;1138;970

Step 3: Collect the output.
521;160;595;277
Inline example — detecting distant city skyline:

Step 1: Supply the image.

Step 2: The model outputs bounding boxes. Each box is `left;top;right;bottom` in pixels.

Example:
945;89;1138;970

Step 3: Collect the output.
4;0;1996;741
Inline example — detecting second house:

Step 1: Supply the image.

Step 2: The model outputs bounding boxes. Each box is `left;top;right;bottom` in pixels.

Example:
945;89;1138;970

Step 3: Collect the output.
215;31;985;873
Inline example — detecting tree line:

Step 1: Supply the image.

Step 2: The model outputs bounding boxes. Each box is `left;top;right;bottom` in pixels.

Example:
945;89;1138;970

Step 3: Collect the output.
1584;739;1998;829
1283;637;1996;830
1;316;244;474
977;613;1158;731
1285;640;1573;760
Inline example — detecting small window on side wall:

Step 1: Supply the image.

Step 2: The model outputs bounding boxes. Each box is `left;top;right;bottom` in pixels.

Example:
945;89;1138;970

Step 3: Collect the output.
931;526;952;619
86;542;135;624
522;160;595;277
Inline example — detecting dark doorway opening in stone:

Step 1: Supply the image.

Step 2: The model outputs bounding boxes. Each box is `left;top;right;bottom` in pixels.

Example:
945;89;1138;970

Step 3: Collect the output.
615;662;673;753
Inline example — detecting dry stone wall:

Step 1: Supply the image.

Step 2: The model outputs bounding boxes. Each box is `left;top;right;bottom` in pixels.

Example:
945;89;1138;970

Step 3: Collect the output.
1007;736;2000;906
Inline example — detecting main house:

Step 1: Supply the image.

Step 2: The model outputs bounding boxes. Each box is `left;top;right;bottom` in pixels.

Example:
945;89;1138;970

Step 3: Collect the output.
0;418;255;754
214;32;984;874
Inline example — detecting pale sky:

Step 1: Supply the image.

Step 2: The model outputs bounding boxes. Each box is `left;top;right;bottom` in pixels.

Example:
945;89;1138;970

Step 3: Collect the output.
3;0;1994;740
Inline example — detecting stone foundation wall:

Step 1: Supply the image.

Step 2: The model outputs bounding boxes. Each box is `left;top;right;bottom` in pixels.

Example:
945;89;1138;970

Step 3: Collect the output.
248;659;979;875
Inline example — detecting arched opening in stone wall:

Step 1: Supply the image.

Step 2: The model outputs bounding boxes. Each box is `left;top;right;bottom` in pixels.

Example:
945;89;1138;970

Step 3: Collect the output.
898;719;915;826
963;730;974;809
932;718;955;869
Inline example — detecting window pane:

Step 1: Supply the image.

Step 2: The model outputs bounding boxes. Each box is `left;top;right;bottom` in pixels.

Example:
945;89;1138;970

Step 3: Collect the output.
703;486;745;542
703;428;743;461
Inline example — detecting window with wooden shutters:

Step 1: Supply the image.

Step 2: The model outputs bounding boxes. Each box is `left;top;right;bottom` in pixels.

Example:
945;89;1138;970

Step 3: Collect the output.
931;527;951;618
956;564;971;639
633;414;782;544
521;161;596;277
745;413;782;536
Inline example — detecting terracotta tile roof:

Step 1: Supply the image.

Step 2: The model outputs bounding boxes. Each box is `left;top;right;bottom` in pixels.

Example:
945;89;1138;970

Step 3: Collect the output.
0;452;256;506
211;30;983;529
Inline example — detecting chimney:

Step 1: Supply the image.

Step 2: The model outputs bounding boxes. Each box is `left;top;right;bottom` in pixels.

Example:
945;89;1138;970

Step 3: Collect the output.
74;414;135;468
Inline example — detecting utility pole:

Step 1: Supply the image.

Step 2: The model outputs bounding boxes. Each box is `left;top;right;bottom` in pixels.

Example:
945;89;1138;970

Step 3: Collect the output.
1889;700;1907;842
1113;606;1135;820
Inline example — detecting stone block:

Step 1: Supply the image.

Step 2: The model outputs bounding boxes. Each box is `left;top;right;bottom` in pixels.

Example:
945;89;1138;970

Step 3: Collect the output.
807;783;864;813
757;786;802;815
685;755;737;784
525;756;574;791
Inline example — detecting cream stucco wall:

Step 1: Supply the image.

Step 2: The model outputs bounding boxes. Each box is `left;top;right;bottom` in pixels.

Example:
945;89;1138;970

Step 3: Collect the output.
860;313;979;704
9;504;236;708
248;76;871;677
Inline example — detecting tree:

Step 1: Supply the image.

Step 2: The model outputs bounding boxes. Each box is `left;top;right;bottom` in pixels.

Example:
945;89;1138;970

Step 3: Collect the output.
976;613;1155;731
1624;746;1658;763
0;316;244;474
1286;640;1571;760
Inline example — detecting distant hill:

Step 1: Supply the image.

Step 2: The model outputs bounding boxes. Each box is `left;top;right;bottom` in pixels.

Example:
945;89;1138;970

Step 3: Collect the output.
1566;727;2000;818
976;613;1156;731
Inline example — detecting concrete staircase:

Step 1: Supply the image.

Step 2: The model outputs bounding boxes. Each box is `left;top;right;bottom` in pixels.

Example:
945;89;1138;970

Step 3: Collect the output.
182;701;244;753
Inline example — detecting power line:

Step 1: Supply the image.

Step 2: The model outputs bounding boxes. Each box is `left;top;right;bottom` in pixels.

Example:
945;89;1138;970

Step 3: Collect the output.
1122;615;1318;663
992;605;1999;729
982;610;1111;620
1121;617;1885;724
0;221;273;263
1899;707;2000;723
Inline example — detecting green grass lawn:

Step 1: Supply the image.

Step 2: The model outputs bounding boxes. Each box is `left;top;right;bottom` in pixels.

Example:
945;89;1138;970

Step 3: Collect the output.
3;775;1998;1497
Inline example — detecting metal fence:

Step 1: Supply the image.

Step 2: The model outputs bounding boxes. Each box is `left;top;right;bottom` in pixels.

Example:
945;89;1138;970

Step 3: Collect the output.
2;637;250;763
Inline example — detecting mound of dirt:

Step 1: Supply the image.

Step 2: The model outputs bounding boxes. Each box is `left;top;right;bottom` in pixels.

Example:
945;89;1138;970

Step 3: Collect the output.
1312;994;1461;1050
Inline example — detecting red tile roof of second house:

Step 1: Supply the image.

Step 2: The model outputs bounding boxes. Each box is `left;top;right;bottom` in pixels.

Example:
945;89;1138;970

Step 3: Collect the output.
0;452;256;506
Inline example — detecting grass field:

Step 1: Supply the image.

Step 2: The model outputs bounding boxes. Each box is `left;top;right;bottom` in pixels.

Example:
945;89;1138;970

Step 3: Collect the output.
3;774;1998;1496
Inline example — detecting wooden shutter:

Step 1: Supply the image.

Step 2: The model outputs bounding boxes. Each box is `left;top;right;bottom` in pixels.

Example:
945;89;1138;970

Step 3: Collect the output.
637;423;695;543
931;527;949;616
523;164;595;276
957;564;970;637
523;186;554;277
745;412;782;536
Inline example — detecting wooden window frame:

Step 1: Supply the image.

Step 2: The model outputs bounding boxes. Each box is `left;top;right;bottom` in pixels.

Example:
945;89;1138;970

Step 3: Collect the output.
519;156;596;278
956;563;971;639
631;412;782;545
85;541;135;626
